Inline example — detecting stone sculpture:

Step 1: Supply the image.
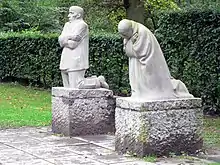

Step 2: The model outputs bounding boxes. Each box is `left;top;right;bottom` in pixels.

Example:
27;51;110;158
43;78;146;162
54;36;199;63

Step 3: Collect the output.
58;6;108;89
118;19;193;100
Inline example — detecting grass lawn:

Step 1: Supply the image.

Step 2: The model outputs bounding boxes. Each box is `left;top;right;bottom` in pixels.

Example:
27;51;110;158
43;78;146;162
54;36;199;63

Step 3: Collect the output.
0;83;51;128
203;117;220;149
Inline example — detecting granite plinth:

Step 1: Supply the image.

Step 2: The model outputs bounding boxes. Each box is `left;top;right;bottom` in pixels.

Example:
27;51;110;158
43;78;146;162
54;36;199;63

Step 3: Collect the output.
52;87;116;136
115;97;203;156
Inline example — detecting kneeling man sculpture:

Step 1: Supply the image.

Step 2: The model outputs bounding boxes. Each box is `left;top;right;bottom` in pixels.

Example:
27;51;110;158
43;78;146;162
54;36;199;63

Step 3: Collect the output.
118;19;193;100
58;6;108;89
52;6;115;137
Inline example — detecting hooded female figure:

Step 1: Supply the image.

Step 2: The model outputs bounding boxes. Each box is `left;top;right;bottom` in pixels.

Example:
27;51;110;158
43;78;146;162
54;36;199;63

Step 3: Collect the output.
118;19;193;100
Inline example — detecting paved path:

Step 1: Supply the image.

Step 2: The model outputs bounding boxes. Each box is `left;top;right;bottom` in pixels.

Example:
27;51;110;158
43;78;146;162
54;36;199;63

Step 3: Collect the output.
0;127;218;165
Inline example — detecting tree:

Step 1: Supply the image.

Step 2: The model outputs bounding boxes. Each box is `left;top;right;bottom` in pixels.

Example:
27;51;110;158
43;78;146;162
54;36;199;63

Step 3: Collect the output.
103;0;179;31
103;0;179;27
123;0;146;24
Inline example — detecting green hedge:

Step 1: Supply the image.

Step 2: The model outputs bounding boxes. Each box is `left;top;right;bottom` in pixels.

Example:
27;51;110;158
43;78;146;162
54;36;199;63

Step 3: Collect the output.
0;9;219;113
0;32;129;95
156;9;220;114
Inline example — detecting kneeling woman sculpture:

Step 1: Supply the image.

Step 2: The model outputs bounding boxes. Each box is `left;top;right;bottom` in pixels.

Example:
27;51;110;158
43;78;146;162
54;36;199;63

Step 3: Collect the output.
118;19;193;101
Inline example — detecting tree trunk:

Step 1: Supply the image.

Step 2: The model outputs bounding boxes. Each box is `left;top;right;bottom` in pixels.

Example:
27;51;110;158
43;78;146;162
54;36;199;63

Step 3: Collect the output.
123;0;145;24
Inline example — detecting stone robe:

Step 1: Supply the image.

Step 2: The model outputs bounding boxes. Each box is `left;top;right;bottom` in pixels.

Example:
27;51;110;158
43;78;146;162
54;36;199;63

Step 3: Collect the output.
59;19;89;71
124;21;193;100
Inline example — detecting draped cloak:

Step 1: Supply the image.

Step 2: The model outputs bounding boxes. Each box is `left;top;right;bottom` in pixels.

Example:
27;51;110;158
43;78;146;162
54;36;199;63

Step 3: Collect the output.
124;21;177;100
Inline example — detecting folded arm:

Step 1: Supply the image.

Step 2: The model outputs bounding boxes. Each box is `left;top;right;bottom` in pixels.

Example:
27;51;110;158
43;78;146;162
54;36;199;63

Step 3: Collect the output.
58;22;88;49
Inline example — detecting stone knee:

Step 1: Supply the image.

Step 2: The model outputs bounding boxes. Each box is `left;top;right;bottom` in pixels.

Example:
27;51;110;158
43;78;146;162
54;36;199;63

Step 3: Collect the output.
61;71;69;87
68;70;85;88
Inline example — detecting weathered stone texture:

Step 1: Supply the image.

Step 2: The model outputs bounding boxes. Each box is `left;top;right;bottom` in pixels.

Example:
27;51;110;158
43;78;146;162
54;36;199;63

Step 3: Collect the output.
52;87;113;98
52;97;70;135
116;97;202;111
52;87;115;136
115;97;203;156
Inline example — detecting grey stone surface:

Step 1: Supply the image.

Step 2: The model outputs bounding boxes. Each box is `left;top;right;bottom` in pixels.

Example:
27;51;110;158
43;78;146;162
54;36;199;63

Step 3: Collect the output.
52;87;113;99
75;135;115;150
155;157;218;165
0;126;154;165
0;126;217;165
116;97;202;111
52;96;70;135
47;154;106;165
65;143;137;164
25;146;75;159
110;162;154;165
0;149;39;163
52;88;115;136
115;97;203;156
5;159;54;165
198;148;220;163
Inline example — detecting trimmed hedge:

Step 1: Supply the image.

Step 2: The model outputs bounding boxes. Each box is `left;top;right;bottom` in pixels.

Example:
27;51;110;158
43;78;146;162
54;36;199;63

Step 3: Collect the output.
156;9;220;114
0;32;129;95
0;9;219;113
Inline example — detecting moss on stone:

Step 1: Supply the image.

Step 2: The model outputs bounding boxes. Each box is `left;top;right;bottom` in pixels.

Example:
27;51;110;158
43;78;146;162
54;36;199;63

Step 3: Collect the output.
138;119;149;144
140;104;148;112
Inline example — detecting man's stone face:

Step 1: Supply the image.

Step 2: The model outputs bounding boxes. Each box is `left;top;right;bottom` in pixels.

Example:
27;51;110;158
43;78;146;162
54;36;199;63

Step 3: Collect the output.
68;10;79;22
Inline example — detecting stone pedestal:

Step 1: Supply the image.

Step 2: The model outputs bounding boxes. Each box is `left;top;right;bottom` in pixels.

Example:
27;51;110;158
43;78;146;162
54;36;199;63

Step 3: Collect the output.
115;97;203;156
52;87;116;136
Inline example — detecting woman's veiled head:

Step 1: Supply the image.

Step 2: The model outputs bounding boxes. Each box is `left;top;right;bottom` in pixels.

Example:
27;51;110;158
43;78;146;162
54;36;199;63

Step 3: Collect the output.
118;19;133;39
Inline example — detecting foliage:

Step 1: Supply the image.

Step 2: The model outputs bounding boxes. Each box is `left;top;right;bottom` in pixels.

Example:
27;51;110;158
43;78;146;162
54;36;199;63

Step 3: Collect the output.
203;117;220;148
104;0;180;32
1;0;219;34
144;0;180;30
0;0;20;31
156;9;220;114
107;7;126;32
0;32;129;95
0;8;219;113
55;0;78;7
0;0;63;33
84;2;116;33
0;83;51;128
145;0;179;11
174;0;220;8
143;155;157;162
0;0;117;33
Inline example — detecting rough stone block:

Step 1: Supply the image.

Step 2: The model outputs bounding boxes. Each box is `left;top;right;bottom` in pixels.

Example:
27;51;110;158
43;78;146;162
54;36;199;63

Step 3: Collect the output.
115;97;203;156
52;87;116;136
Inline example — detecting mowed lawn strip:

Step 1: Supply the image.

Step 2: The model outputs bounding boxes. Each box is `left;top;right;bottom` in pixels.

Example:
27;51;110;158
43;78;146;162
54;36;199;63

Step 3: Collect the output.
204;117;220;149
0;83;51;128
